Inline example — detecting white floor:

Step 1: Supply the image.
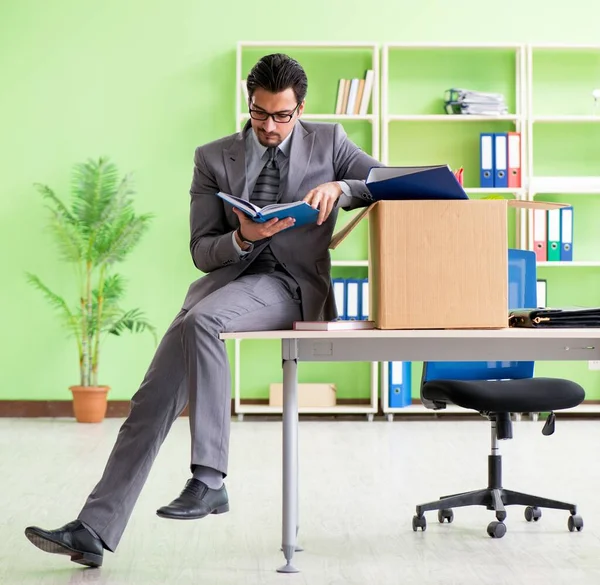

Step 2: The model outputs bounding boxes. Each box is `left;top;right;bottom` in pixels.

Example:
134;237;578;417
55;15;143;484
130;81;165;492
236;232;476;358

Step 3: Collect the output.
2;416;600;585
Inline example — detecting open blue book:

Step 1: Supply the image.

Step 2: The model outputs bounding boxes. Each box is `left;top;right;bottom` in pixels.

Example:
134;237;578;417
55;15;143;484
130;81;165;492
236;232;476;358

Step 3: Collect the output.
366;165;469;201
216;191;319;227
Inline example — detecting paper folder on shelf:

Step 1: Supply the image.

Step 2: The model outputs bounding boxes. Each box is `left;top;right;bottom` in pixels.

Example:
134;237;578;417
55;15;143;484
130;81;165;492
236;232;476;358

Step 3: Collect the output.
332;278;346;319
537;279;547;308
480;133;494;188
493;133;508;188
344;278;361;320
547;208;561;261
388;362;412;408
507;131;522;188
532;208;547;262
360;279;369;320
560;206;573;261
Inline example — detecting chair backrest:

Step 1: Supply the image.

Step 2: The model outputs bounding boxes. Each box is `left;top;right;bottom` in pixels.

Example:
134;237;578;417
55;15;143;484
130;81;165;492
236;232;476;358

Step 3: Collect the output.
422;248;537;385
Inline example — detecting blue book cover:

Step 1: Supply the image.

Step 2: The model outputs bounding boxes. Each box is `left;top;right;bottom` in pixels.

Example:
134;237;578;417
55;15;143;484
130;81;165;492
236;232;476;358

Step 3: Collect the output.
216;191;319;228
366;165;469;201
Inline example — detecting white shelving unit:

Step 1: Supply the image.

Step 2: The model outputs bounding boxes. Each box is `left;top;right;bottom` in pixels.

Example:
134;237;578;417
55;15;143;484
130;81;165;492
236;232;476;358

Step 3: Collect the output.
381;42;529;254
233;42;380;420
379;43;600;420
524;43;600;266
379;43;528;421
236;41;380;158
387;114;522;122
380;42;527;167
525;43;600;186
230;41;600;421
531;115;600;123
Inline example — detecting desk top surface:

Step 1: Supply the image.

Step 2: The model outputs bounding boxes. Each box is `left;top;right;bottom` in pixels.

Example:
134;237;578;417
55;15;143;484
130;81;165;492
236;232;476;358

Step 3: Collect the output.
221;328;600;340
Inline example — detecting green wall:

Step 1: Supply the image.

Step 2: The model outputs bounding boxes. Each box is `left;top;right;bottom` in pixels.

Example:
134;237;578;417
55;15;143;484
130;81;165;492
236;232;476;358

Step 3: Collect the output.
2;0;600;403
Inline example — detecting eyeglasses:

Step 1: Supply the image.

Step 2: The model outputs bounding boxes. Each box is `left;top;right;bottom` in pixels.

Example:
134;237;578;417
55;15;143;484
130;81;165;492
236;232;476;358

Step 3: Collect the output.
248;103;300;123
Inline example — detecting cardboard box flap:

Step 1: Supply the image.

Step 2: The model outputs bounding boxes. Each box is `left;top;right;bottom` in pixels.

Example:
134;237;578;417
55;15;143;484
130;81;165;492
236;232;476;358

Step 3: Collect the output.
329;199;568;250
507;200;569;210
329;204;373;249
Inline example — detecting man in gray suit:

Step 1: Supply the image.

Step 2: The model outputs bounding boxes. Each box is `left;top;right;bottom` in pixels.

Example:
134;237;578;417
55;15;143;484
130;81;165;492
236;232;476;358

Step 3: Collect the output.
25;53;382;567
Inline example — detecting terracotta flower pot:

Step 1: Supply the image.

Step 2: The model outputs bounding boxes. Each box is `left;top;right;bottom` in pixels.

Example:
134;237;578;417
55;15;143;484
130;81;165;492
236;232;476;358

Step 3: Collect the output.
69;385;110;423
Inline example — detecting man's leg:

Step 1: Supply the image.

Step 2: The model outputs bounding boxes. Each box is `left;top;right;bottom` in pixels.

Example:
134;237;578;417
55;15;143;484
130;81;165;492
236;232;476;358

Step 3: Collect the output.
76;311;191;550
156;272;301;517
25;309;190;563
25;272;301;561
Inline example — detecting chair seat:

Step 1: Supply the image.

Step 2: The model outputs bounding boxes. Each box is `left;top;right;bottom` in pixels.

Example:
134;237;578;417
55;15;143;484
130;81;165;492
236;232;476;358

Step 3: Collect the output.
422;377;585;413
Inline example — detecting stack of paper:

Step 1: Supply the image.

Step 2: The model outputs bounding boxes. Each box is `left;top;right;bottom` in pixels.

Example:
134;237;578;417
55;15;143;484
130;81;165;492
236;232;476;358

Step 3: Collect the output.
444;88;508;116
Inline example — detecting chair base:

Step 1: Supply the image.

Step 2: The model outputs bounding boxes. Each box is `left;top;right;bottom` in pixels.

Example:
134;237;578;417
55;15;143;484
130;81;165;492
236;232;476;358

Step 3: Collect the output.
412;415;584;538
413;486;583;538
416;487;577;520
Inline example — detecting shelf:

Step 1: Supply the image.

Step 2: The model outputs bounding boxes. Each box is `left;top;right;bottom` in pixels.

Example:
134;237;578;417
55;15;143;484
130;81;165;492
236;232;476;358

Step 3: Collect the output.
531;190;600;196
238;113;375;122
386;114;521;122
331;260;368;267
238;41;379;49
385;42;524;50
532;116;600;123
465;188;524;196
559;403;600;415
529;43;600;51
529;177;600;195
537;261;600;267
235;404;376;415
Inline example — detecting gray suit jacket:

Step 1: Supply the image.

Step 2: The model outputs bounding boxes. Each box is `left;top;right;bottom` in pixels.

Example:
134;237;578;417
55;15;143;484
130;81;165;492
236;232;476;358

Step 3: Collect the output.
182;120;383;321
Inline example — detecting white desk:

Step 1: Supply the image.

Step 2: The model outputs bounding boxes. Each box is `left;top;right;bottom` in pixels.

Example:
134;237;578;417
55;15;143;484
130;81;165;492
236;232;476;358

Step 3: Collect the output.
220;328;600;573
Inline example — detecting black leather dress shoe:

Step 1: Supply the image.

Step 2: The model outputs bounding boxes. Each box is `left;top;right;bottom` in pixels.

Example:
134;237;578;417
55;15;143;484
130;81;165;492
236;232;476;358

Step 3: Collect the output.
156;478;229;520
24;520;104;567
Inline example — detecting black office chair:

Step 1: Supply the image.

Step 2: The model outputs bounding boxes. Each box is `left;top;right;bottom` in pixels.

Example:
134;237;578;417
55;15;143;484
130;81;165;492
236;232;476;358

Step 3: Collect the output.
412;360;585;538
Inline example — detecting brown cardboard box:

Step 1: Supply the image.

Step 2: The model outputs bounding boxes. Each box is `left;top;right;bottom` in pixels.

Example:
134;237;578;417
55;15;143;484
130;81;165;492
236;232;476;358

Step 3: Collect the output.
269;383;336;408
330;199;566;330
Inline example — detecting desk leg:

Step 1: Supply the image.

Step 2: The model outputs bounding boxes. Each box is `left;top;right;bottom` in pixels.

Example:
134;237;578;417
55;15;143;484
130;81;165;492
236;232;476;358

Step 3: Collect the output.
277;348;299;574
295;437;303;552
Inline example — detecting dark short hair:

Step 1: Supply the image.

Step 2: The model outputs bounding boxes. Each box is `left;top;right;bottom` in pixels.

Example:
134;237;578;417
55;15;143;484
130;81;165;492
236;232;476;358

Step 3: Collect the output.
246;53;308;104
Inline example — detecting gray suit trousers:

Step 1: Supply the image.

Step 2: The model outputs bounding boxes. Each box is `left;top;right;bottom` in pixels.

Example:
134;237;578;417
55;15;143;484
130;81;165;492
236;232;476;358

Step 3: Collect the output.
77;272;302;552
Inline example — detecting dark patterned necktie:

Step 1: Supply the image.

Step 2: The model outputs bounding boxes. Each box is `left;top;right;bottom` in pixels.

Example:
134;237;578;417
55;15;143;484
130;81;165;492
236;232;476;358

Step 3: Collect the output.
251;147;280;206
245;147;282;275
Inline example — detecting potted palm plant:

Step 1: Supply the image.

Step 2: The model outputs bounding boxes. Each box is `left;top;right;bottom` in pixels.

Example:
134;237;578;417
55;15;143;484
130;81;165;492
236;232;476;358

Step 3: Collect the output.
26;157;156;423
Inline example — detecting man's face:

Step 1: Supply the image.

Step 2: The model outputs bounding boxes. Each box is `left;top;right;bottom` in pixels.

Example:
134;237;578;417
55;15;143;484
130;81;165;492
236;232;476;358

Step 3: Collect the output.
249;87;304;147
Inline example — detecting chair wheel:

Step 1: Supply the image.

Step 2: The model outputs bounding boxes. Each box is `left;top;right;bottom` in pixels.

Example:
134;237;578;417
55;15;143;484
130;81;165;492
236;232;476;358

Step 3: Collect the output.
487;521;506;538
412;515;426;532
438;509;454;523
568;514;583;532
524;506;542;522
